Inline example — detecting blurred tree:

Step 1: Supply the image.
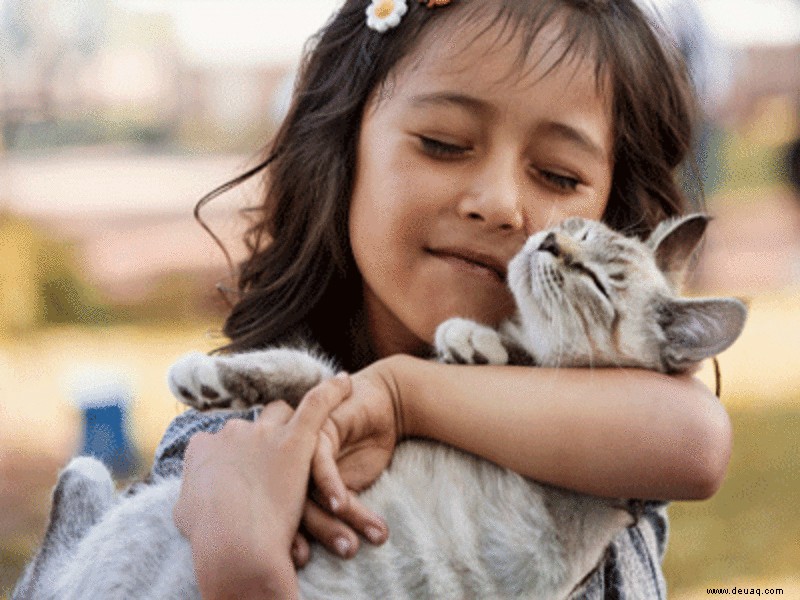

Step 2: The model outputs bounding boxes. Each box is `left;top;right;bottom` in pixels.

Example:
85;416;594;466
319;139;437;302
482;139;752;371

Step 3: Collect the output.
0;0;109;148
0;212;111;333
0;212;42;330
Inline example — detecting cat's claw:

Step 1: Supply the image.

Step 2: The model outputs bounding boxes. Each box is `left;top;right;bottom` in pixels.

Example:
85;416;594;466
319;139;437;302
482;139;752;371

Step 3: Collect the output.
167;352;232;410
435;318;509;365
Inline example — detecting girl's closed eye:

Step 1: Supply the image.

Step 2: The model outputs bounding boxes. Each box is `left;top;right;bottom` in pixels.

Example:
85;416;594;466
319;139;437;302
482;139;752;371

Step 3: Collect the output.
419;135;472;159
535;169;581;192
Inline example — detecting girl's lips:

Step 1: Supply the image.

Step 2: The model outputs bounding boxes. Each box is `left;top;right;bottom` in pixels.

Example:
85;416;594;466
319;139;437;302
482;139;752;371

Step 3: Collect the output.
427;248;507;283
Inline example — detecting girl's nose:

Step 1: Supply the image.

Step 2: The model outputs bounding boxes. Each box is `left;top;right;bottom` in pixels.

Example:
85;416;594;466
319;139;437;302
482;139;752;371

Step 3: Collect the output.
457;161;525;233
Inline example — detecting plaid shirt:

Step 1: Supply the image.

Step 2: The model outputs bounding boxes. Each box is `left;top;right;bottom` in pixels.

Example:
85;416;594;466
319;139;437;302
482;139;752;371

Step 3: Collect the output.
153;408;668;600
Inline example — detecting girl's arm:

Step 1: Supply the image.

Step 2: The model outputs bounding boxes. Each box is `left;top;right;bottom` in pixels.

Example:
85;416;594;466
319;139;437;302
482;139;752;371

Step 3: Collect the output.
302;354;731;548
391;355;732;500
313;354;731;506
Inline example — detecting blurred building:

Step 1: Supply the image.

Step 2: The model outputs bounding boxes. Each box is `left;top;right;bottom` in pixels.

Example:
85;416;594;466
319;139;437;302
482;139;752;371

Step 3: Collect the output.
2;151;254;306
0;0;318;308
0;0;300;152
696;0;800;125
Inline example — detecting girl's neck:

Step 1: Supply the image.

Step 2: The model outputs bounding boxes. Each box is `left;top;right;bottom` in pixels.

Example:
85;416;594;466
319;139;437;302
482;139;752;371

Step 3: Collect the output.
358;295;431;364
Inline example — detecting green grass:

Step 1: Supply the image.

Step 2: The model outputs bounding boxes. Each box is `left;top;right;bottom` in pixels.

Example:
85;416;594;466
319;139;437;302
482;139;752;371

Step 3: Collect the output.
711;130;789;198
665;406;800;593
1;540;34;599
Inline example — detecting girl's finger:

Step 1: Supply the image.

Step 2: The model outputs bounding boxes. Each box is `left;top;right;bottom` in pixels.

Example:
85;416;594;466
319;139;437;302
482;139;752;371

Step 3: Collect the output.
257;399;294;425
293;372;351;434
291;532;310;568
310;431;348;513
301;499;359;559
312;490;388;548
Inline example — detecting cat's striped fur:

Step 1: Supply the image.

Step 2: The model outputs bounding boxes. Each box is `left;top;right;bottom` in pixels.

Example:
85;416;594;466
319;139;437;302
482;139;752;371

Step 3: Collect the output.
14;215;747;600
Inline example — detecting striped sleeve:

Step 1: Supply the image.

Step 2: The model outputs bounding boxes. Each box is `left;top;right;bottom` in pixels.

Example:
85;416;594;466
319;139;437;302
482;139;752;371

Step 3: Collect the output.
569;502;669;599
151;407;261;479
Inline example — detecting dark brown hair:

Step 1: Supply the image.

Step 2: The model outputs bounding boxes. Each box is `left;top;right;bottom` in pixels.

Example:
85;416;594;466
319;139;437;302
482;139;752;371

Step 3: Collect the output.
204;0;699;368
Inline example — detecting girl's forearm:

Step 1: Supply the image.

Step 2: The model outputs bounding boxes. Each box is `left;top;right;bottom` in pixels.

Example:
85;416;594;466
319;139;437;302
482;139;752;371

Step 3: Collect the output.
391;355;731;501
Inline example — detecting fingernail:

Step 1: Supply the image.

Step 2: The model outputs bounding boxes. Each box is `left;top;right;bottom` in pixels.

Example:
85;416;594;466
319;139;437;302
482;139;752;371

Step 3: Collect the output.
335;371;349;381
329;496;341;512
365;525;385;544
334;536;351;557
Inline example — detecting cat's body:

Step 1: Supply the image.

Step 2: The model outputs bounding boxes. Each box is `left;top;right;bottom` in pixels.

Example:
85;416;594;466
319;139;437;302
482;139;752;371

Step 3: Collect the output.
14;215;747;600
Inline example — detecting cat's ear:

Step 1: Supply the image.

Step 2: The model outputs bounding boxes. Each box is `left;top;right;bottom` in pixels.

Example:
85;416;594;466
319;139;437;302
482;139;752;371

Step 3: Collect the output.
647;214;710;283
657;297;748;372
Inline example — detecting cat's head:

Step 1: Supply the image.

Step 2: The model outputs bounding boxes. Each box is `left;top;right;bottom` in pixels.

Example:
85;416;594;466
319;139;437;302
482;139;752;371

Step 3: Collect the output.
507;215;747;373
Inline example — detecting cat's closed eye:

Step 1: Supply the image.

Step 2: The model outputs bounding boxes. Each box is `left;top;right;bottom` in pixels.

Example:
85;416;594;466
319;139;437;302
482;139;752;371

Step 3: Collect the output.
573;263;610;299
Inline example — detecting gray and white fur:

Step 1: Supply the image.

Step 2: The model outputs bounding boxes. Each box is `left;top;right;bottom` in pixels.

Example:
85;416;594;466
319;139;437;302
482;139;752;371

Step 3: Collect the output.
14;215;747;600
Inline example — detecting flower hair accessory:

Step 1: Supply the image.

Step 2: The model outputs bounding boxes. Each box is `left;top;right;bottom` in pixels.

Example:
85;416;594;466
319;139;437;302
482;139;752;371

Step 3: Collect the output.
365;0;452;33
365;0;408;32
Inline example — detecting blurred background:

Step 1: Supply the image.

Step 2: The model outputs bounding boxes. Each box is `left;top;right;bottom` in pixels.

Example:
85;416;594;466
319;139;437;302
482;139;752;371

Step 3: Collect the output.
0;0;799;597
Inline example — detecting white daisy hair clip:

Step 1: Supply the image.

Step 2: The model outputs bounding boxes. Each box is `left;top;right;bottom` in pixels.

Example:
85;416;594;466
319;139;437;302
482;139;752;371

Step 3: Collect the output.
365;0;408;33
365;0;452;34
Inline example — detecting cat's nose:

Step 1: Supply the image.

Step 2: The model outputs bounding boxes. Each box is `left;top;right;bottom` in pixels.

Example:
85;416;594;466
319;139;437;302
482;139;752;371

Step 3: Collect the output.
538;232;560;257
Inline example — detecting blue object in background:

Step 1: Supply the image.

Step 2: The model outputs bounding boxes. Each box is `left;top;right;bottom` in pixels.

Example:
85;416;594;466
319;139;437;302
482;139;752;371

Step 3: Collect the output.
72;367;140;479
80;402;139;478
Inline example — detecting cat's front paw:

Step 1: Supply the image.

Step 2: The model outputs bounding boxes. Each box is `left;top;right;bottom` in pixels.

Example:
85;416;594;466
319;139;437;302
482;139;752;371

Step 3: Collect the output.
434;318;509;365
168;348;336;411
168;352;232;410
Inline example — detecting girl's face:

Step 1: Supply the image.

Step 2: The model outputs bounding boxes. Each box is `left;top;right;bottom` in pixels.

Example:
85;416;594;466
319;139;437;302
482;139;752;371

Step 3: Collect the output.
349;19;614;358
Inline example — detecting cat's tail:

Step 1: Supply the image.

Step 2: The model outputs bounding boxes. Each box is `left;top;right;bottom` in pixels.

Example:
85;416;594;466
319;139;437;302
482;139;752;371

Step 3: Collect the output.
12;456;116;600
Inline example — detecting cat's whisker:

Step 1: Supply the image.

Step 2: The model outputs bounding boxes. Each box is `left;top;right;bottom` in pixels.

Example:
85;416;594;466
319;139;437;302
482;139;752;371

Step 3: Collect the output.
539;265;562;319
546;265;564;306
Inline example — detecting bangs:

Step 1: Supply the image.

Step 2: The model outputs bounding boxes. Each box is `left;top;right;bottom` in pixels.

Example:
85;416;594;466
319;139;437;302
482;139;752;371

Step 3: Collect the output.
429;0;619;94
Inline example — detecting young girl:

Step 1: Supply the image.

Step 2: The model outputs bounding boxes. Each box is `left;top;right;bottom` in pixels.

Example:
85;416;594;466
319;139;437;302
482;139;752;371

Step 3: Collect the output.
157;0;732;597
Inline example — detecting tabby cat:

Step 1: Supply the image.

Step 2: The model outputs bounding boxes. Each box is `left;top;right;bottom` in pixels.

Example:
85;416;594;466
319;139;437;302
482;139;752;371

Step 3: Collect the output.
14;215;747;600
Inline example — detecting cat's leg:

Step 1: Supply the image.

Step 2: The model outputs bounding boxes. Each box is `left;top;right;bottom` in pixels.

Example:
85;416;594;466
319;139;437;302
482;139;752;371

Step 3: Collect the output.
434;318;510;365
167;348;336;410
13;457;115;600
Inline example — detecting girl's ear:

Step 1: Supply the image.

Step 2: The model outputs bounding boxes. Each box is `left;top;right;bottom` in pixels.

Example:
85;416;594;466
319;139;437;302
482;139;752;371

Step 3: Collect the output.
647;214;710;283
657;296;748;372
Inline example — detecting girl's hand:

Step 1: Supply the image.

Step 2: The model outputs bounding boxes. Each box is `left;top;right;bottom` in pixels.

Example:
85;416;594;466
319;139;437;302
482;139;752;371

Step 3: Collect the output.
173;373;351;600
292;357;403;564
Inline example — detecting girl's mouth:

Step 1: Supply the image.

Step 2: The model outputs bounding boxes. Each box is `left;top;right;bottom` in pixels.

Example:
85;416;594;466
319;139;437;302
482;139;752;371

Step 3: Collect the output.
426;248;507;283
